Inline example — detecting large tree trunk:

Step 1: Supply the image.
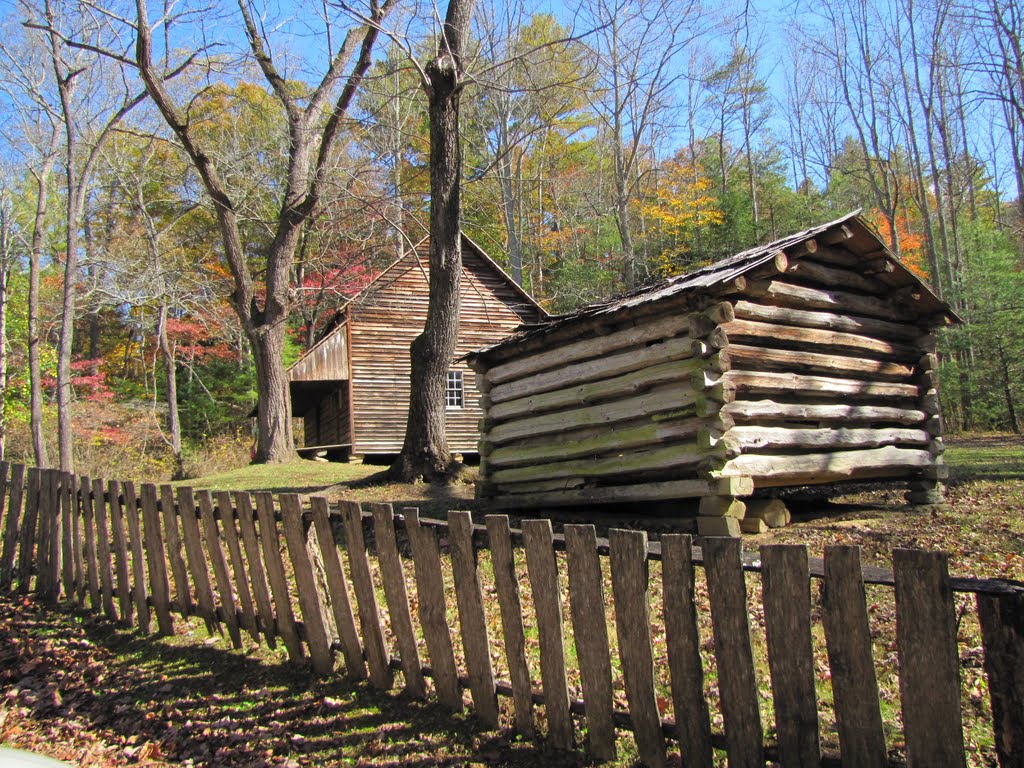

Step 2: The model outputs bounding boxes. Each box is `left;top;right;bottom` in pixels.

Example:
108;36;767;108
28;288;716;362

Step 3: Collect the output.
388;0;475;482
249;320;295;464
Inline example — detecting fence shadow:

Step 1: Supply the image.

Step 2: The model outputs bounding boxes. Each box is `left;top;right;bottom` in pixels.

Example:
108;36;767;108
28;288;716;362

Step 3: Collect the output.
0;597;580;768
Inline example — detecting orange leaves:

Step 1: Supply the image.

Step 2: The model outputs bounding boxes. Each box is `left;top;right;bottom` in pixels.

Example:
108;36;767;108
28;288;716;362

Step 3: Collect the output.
866;209;930;280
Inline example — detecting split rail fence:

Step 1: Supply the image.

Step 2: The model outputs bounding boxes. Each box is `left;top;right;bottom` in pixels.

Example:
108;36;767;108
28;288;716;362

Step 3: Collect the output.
0;461;1022;767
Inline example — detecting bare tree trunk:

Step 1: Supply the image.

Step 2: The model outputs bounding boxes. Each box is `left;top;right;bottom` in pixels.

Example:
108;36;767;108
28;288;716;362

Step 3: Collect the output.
389;0;475;482
156;303;184;478
28;145;57;469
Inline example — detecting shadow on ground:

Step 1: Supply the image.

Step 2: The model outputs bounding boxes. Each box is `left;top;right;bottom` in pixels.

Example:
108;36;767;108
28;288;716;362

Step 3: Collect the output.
0;596;586;767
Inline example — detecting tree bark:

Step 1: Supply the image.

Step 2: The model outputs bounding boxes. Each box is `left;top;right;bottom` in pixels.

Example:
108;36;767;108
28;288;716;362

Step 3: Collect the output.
28;143;57;469
388;0;476;482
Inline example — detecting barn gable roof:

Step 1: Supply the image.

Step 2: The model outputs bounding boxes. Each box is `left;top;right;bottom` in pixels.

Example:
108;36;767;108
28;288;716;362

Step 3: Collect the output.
289;233;544;378
468;211;958;366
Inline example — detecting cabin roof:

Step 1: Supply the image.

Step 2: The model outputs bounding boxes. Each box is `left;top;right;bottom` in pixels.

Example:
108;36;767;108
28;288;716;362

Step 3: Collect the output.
288;233;545;377
467;211;958;366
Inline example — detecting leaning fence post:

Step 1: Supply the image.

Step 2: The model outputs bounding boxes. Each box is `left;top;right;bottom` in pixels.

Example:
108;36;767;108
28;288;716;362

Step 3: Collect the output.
17;467;41;594
0;463;22;590
978;590;1024;768
45;471;62;602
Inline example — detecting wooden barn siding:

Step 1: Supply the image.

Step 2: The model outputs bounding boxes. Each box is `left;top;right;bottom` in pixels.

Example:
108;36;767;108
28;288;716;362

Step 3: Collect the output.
350;249;538;454
302;385;351;447
477;243;942;505
290;327;348;382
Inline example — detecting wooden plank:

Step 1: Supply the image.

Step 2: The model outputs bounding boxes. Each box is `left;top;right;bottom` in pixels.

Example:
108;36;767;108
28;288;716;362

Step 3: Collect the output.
608;529;665;768
821;546;887;767
490;359;701;422
661;534;713;768
760;544;820;768
564;524;616;760
722;446;934;487
309;497;365;679
447;510;499;727
978;591;1024;768
0;463;25;590
339;500;392;688
81;476;101;610
485;514;533;733
405;507;460;709
750;278;913;322
280;494;333;674
176;487;218;633
60;472;75;602
197;490;242;649
723;400;926;426
159;484;191;619
485;314;691;386
725;309;919;352
893;549;966;767
122;481;149;633
703;537;764;768
92;478;117;620
368;503;425;697
488;477;746;509
17;467;41;594
235;492;277;648
34;470;52;598
72;476;86;605
728;343;914;380
253;492;303;661
523;519;573;749
107;480;132;623
0;463;7;548
727;369;919;400
215;491;257;643
489;335;693;404
140;483;173;635
491;442;706;486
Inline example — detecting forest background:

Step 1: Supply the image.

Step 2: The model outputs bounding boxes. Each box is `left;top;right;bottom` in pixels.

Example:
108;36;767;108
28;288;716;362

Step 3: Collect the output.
0;0;1020;482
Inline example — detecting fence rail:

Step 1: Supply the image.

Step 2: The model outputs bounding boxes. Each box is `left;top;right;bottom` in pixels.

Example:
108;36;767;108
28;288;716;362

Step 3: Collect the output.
0;462;1022;767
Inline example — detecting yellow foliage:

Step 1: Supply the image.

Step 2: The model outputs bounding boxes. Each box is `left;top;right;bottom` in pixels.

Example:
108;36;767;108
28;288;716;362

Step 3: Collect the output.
643;159;724;277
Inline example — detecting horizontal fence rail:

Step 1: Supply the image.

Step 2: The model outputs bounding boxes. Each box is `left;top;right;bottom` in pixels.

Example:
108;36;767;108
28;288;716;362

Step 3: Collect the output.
0;461;1021;767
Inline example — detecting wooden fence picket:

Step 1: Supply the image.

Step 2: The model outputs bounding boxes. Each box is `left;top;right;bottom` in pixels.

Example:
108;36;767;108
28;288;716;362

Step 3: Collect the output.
368;503;425;697
159;484;191;619
234;492;276;648
215;491;258;643
405;508;460;709
122;481;149;633
34;469;52;597
92;478;117;620
484;514;533;733
0;463;8;542
661;534;714;768
17;467;41;594
176;487;218;634
60;472;74;601
523;518;573;749
339;500;392;689
140;483;173;635
894;549;966;767
978;591;1024;768
72;476;86;605
280;494;333;673
704;537;764;768
760;544;820;768
310;497;365;679
45;471;61;601
0;463;25;589
448;511;499;728
254;492;303;661
81;476;101;610
198;490;242;648
107;480;132;623
821;545;887;768
564;523;616;761
609;528;665;768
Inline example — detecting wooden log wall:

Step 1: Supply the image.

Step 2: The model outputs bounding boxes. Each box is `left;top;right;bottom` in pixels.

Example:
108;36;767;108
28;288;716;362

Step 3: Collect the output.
472;231;947;531
0;466;1020;766
472;311;750;511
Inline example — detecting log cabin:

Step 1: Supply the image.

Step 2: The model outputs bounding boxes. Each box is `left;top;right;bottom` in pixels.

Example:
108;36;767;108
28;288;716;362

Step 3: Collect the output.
289;234;545;460
466;212;958;535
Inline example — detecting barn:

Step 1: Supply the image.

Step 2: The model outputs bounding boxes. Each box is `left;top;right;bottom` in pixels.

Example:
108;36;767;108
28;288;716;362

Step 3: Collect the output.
289;234;545;459
466;212;957;535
